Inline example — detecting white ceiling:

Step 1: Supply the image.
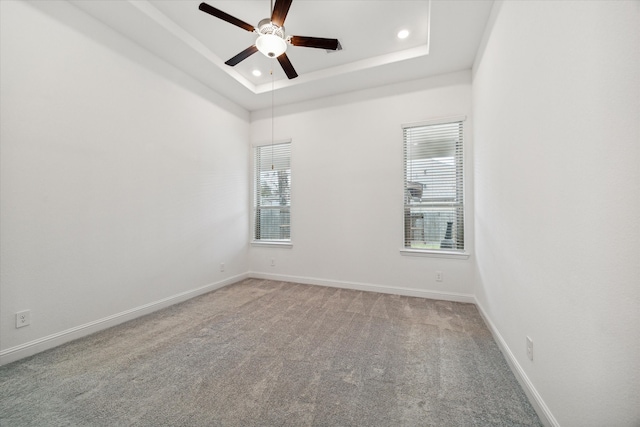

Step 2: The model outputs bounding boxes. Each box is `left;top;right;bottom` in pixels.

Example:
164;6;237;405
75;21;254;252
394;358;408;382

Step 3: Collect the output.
69;0;494;111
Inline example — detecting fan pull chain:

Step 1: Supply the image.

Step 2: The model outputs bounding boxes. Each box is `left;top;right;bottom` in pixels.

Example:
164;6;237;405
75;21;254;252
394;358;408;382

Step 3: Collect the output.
271;66;274;170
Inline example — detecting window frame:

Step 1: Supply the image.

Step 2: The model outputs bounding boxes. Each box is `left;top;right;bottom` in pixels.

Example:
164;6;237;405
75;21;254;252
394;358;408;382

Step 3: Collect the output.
251;139;293;247
400;116;469;259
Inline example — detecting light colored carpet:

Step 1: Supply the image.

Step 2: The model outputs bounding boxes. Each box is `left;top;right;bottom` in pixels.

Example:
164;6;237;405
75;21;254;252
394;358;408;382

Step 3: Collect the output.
0;279;542;426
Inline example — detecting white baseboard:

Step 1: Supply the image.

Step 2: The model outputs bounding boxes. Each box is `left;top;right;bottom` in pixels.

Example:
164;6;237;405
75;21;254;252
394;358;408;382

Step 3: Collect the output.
1;272;556;427
249;271;476;304
474;299;559;427
0;272;249;366
0;271;470;366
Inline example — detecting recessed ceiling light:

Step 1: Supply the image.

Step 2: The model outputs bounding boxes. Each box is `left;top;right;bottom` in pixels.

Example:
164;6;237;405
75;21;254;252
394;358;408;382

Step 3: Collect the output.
397;29;410;40
252;69;262;77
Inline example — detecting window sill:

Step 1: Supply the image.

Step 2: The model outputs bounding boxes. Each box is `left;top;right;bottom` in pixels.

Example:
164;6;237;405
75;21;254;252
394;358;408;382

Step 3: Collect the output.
400;248;470;259
251;241;293;248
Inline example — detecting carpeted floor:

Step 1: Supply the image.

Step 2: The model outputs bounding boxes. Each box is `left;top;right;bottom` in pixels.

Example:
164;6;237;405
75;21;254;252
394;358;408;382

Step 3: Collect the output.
0;279;542;426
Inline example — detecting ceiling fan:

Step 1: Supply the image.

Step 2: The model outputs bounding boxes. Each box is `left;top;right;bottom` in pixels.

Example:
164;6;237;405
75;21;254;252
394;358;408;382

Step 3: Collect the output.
199;0;342;79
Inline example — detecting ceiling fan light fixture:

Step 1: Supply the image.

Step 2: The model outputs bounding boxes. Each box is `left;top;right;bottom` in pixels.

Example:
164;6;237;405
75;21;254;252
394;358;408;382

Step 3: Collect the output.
256;34;287;58
198;1;340;79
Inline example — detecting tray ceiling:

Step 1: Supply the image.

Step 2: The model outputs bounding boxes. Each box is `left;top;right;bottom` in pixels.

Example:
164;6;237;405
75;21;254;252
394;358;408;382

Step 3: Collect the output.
69;0;494;111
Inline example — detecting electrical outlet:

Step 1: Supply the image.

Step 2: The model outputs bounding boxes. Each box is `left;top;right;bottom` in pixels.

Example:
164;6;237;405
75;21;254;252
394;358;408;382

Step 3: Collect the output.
220;263;225;272
16;310;30;328
526;336;533;361
271;258;276;267
435;271;443;282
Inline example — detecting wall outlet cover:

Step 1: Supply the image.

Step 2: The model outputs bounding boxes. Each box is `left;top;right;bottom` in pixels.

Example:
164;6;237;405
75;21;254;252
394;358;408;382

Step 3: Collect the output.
16;310;30;328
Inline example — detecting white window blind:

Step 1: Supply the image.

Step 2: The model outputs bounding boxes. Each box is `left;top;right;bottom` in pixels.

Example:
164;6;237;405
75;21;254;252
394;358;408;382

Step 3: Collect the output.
254;142;291;242
403;120;464;251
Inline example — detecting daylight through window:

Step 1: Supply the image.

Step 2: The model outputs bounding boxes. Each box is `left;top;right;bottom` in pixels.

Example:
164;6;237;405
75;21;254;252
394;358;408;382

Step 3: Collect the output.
403;119;464;251
254;142;291;242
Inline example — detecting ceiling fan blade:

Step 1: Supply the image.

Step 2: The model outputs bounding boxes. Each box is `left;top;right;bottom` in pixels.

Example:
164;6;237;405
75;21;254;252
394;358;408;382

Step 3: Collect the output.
199;2;255;32
277;53;298;79
225;45;259;66
271;0;293;27
289;36;341;51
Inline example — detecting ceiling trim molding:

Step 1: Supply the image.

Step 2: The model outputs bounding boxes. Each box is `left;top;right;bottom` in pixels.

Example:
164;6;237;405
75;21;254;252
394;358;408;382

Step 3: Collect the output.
128;0;431;94
127;0;257;92
255;44;430;93
472;0;502;77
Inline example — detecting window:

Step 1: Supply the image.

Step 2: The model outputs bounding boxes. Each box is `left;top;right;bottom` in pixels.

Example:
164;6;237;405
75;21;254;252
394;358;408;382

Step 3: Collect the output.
403;118;464;252
254;142;291;242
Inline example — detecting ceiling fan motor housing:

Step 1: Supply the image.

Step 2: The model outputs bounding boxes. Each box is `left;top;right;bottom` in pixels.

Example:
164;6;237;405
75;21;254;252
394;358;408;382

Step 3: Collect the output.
198;1;340;79
256;18;287;57
258;19;285;38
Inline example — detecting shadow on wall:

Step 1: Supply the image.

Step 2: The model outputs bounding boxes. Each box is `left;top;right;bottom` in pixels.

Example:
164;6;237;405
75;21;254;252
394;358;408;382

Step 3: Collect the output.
251;70;471;120
24;0;247;120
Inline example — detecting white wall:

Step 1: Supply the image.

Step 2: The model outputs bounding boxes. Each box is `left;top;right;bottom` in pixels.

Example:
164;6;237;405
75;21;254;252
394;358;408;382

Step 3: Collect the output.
0;1;250;363
249;71;475;301
472;1;640;426
5;3;638;424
